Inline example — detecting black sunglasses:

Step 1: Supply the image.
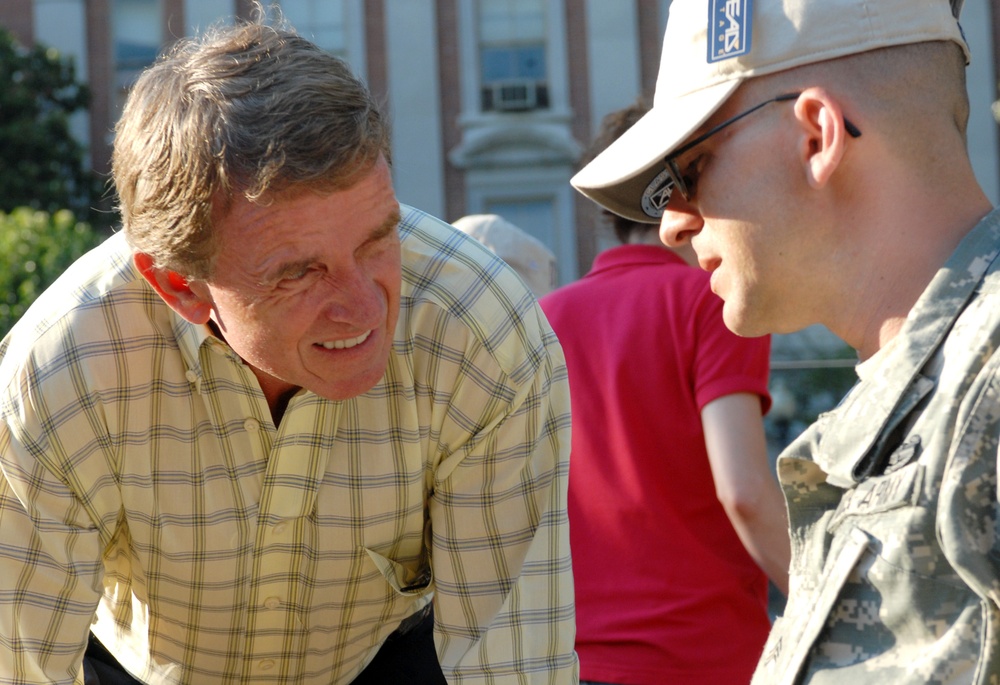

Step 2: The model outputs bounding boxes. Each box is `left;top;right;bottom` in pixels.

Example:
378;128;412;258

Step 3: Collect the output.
647;92;862;212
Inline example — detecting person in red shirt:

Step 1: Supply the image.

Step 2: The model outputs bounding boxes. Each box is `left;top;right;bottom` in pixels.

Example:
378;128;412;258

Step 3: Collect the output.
540;101;790;685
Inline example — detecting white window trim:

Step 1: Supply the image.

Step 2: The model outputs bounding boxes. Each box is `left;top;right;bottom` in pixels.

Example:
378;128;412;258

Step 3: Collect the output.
455;0;572;125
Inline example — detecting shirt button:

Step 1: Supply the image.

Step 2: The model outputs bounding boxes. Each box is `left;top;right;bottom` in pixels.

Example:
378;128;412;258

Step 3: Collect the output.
264;596;281;610
184;370;198;383
258;659;275;671
244;418;260;432
273;522;287;536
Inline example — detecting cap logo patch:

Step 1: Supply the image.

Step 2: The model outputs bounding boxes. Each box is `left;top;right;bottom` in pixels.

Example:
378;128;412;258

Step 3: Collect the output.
641;169;673;219
708;0;753;63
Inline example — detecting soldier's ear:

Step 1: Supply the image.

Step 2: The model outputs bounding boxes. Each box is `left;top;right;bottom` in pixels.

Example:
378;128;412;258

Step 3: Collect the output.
134;253;213;324
792;88;851;190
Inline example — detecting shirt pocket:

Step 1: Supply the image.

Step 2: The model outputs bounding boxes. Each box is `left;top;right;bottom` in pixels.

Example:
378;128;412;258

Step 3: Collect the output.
364;547;433;597
754;526;871;685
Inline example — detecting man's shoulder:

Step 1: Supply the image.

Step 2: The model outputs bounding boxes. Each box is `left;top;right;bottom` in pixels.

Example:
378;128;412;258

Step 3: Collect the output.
0;232;169;375
398;205;536;312
396;205;555;375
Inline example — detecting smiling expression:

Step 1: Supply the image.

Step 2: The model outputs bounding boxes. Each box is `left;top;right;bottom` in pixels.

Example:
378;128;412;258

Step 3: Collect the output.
191;156;402;406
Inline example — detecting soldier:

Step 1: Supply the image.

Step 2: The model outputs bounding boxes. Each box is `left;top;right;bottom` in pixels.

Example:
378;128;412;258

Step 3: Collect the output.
573;0;998;682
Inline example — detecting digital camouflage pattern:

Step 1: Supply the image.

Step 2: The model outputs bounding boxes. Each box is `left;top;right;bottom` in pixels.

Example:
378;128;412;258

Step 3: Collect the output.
752;208;1000;685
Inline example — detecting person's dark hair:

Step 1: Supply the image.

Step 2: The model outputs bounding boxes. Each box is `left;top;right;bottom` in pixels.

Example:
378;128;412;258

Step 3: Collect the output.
585;98;657;244
113;9;391;278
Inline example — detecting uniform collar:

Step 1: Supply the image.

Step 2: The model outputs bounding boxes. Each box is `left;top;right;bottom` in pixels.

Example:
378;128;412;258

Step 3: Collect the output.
816;208;1000;486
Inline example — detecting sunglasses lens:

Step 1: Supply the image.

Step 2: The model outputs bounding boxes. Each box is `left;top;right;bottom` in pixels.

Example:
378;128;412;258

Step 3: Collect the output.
666;160;690;201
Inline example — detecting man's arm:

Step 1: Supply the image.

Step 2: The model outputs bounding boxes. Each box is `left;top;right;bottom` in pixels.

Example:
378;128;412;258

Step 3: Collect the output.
702;392;791;594
0;424;104;684
427;315;577;683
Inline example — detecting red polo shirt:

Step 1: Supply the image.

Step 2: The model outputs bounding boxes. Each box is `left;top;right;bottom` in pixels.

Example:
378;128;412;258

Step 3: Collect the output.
540;244;772;685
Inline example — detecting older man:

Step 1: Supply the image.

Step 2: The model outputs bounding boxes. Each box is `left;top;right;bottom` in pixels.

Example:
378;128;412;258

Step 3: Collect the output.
0;14;576;685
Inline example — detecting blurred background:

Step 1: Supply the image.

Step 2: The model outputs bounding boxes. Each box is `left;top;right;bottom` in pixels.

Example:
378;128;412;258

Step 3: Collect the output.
1;0;998;455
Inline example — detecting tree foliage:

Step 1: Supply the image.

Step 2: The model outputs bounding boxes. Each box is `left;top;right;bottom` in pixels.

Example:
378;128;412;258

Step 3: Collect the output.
0;27;107;224
0;207;104;337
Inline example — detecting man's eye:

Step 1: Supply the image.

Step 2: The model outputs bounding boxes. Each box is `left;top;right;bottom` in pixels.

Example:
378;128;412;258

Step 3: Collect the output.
278;268;320;287
679;155;706;196
682;154;702;176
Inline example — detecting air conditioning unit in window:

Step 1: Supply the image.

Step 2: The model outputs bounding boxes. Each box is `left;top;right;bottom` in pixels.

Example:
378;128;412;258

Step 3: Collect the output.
492;80;538;112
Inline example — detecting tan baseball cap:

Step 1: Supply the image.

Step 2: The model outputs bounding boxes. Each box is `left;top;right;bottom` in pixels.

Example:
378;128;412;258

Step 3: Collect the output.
571;0;969;223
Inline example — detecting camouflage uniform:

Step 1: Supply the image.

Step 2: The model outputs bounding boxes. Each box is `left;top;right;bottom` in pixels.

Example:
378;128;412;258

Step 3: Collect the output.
752;208;1000;685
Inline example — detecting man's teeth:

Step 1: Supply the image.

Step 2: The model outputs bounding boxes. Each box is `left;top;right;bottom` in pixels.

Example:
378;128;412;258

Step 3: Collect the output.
320;330;371;350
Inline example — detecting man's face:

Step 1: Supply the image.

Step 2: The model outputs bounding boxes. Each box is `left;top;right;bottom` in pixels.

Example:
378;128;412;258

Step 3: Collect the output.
658;94;839;337
192;156;402;404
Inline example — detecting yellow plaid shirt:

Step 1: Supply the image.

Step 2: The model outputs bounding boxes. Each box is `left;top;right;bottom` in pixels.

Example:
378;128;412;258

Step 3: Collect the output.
0;206;577;684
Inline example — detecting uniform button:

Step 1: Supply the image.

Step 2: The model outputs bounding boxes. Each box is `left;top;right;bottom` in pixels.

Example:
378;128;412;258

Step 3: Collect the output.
264;596;281;610
258;659;275;671
244;418;260;432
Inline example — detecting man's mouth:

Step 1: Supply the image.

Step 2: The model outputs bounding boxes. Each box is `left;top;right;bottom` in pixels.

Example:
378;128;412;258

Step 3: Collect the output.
319;330;372;350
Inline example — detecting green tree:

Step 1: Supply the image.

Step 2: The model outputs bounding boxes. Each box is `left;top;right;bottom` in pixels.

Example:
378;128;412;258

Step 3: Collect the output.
0;208;104;337
0;27;107;225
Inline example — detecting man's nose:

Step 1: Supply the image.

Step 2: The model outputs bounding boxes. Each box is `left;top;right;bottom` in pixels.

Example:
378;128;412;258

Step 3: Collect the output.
659;193;704;248
320;269;384;324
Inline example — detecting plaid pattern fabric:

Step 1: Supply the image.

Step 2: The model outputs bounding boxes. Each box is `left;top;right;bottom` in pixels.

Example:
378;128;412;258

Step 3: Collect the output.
0;206;577;684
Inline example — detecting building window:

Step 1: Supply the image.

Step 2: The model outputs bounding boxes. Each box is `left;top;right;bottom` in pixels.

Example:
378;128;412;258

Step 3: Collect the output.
114;0;161;90
113;0;161;120
277;0;347;58
478;0;549;112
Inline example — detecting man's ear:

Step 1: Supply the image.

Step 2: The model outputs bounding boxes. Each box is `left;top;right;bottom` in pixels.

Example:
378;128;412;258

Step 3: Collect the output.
792;88;850;190
134;252;213;324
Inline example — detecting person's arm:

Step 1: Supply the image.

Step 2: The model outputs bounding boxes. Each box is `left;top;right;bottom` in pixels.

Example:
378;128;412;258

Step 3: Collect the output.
0;421;105;684
702;392;791;595
428;310;577;683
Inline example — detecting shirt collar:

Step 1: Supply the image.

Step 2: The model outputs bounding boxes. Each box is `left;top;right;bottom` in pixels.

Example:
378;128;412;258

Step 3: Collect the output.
816;207;1000;485
169;306;233;379
589;244;687;274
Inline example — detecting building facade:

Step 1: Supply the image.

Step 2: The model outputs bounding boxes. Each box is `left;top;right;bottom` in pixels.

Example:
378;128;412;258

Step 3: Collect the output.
2;0;998;282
